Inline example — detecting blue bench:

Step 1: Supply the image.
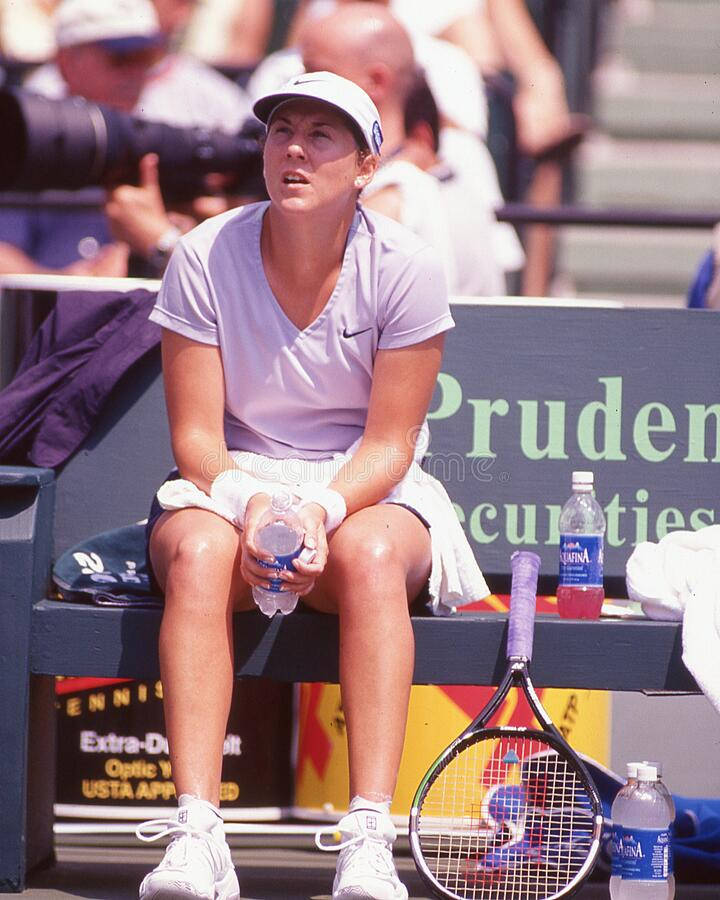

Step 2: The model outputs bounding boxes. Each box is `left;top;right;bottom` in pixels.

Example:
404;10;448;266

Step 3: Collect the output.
2;299;715;891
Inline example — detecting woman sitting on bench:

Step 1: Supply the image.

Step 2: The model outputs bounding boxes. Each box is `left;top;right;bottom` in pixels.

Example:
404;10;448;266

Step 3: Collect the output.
136;71;487;900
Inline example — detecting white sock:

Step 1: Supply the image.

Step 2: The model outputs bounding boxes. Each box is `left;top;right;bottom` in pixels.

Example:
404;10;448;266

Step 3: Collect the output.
349;794;392;816
177;793;226;842
178;793;223;819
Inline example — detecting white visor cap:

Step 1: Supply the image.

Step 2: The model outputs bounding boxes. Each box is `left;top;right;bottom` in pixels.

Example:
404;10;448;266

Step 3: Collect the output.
55;0;161;49
253;71;383;155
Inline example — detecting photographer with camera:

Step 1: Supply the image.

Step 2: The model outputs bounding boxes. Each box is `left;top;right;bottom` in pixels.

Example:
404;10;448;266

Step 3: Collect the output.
0;0;256;277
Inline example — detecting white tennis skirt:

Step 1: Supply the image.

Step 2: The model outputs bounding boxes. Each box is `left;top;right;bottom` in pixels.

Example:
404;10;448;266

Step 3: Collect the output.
156;440;490;615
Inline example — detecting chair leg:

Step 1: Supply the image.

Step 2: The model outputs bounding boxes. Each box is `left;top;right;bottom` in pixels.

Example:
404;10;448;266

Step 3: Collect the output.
0;634;32;891
0;468;56;891
26;675;57;874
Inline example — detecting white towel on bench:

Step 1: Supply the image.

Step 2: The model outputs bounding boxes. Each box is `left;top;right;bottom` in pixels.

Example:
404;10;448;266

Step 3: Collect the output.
626;525;720;715
156;441;490;615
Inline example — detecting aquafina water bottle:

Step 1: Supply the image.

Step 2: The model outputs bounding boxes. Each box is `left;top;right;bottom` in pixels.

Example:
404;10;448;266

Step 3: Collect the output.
642;762;676;899
557;470;606;618
252;489;304;617
610;762;640;899
617;763;674;899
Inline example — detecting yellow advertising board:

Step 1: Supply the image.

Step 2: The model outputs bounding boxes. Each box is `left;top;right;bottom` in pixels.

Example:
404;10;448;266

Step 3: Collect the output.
294;596;610;819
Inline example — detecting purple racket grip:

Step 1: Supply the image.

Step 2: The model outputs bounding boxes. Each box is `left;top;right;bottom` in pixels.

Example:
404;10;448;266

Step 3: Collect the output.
507;551;541;661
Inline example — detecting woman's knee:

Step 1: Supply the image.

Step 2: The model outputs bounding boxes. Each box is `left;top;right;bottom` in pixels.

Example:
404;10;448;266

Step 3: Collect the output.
317;507;429;608
152;518;241;601
321;526;409;615
173;531;236;573
327;524;397;582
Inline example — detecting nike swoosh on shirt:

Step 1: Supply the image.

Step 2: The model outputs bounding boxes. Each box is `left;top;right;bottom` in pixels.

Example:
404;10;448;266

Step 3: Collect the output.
342;326;373;338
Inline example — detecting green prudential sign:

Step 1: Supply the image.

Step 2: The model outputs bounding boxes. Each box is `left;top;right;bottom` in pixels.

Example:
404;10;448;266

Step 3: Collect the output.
429;304;719;590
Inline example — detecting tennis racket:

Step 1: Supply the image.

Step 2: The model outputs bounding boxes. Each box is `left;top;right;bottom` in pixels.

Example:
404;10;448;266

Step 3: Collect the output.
409;550;603;900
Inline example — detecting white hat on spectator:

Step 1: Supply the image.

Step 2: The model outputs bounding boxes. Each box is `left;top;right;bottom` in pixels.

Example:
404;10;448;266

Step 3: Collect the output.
55;0;163;51
253;71;383;155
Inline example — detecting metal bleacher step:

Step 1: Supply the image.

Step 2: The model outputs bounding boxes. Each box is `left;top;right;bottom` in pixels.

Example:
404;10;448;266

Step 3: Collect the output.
593;69;720;141
573;135;720;211
615;0;720;75
558;133;717;302
557;225;709;298
553;0;719;305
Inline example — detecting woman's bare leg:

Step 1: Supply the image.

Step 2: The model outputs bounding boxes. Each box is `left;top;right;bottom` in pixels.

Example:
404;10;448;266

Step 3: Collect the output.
150;509;252;806
305;504;431;801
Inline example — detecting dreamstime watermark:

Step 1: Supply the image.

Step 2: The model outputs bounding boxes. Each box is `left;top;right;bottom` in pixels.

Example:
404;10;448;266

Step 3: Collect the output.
424;453;508;484
199;429;510;487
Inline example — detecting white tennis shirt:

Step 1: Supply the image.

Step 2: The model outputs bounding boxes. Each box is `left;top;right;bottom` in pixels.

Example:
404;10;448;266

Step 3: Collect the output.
151;201;454;459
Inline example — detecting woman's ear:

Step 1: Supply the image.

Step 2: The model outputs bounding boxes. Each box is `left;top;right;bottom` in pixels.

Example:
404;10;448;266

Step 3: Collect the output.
354;153;379;190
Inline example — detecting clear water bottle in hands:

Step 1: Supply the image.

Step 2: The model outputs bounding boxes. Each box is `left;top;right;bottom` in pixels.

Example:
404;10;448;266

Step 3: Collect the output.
557;470;606;618
252;489;304;617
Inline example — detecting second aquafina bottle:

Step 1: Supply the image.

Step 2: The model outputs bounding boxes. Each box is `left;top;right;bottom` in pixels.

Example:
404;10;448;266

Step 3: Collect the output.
642;762;676;899
618;763;674;899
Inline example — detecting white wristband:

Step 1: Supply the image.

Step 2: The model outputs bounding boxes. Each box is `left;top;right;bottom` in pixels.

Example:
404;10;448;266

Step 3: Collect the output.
210;470;282;526
299;485;347;533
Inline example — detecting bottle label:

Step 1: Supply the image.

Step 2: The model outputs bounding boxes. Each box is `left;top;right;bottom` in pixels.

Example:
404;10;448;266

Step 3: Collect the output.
610;825;623;876
620;828;673;881
257;547;303;592
558;534;603;586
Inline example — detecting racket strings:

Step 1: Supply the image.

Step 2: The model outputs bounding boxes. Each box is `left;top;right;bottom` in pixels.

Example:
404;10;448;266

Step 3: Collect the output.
417;736;596;899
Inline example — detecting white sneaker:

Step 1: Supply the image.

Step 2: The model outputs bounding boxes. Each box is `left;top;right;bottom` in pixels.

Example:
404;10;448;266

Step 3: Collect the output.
316;806;408;900
136;795;240;899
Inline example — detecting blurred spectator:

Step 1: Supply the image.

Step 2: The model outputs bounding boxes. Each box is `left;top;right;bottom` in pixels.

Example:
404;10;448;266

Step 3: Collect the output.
181;0;275;70
391;0;586;296
104;152;266;279
290;0;579;158
0;0;254;276
151;0;199;46
300;3;505;295
360;0;578;158
480;0;588;295
403;75;506;296
288;0;484;47
0;0;58;63
279;0;489;138
248;0;524;288
287;0;587;295
25;0;252;127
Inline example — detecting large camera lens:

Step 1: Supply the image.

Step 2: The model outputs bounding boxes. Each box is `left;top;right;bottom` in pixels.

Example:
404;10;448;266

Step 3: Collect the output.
0;89;112;190
0;87;264;199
